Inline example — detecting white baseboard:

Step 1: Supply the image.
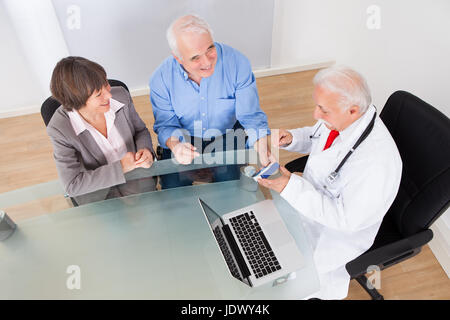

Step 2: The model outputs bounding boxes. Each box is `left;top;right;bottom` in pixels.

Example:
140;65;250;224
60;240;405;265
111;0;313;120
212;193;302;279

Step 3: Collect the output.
253;60;335;78
130;88;150;97
0;104;41;119
429;218;450;278
0;60;335;119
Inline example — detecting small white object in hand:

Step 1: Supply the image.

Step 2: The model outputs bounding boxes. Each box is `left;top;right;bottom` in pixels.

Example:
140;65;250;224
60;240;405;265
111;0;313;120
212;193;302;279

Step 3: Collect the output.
244;166;256;177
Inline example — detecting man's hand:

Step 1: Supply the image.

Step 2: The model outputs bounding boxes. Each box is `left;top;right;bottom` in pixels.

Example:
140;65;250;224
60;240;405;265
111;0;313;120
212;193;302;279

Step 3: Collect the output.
254;136;277;167
257;148;277;168
276;129;293;147
172;142;200;165
135;148;154;169
166;137;200;165
257;166;292;193
120;152;137;173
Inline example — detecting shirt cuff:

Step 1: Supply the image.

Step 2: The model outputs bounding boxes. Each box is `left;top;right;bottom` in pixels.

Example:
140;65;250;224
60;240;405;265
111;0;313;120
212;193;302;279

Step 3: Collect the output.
112;161;127;184
247;128;271;147
157;129;184;148
280;173;304;203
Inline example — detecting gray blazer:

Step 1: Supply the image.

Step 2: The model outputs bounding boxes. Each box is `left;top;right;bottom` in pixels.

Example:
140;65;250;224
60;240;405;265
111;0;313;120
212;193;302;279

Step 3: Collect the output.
47;86;156;205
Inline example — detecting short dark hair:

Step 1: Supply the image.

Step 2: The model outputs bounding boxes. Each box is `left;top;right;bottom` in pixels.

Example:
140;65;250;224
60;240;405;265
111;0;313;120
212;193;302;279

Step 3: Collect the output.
50;56;108;111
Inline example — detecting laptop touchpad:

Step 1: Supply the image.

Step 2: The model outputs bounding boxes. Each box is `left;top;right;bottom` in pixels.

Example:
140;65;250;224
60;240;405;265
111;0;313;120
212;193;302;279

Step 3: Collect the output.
263;221;292;247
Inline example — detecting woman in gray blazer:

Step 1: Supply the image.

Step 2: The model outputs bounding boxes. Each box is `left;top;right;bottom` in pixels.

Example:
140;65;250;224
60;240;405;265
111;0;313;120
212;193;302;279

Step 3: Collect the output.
47;56;156;205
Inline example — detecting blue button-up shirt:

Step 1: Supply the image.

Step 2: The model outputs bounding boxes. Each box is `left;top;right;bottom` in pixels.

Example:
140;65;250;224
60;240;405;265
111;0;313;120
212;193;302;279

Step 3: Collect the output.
150;42;270;148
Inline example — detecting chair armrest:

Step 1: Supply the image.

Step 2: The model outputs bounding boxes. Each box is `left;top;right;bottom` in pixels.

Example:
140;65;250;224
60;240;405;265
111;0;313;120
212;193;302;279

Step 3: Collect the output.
285;155;309;173
345;229;433;278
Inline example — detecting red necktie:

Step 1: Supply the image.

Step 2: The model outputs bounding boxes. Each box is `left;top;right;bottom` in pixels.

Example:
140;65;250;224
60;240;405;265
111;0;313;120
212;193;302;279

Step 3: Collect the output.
323;130;340;150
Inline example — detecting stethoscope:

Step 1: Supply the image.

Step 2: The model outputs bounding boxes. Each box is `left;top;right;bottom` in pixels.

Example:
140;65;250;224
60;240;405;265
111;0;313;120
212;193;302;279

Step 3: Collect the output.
311;109;378;188
309;122;324;139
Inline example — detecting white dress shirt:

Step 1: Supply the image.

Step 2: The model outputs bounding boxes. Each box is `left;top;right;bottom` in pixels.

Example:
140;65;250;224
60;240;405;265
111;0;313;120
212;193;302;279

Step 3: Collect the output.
68;98;127;164
281;105;402;299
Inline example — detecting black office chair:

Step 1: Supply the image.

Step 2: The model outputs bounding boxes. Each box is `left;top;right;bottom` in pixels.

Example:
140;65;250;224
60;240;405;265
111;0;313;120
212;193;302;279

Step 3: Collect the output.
40;79;130;206
285;91;450;300
285;155;309;173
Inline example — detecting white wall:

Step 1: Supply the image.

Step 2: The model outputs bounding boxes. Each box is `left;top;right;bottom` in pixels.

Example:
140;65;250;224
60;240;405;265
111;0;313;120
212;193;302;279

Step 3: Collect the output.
272;0;450;116
0;0;274;117
4;0;69;97
51;0;274;92
0;1;45;116
272;0;450;275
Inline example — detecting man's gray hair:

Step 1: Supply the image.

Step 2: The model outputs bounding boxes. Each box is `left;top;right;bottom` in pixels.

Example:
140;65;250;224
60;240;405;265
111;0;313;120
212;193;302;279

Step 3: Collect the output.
166;14;214;59
313;65;372;113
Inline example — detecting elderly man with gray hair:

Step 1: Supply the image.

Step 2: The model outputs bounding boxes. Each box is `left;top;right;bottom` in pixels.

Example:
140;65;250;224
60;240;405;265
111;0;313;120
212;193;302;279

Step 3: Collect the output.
259;66;402;299
150;14;272;189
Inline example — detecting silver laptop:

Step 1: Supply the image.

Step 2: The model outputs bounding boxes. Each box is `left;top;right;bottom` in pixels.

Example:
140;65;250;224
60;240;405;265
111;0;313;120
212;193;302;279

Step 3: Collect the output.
198;198;305;287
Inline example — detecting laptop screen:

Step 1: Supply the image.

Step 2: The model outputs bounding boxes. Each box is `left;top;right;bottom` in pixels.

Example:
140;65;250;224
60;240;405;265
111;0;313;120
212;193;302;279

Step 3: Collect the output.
198;198;224;228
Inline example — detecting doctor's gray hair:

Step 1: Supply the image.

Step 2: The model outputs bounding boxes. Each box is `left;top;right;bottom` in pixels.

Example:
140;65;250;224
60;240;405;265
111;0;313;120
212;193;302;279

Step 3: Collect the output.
166;14;214;59
313;65;372;113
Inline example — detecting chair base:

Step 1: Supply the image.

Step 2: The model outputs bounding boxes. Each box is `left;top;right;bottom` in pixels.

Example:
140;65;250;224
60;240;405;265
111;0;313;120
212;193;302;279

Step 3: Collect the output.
355;275;384;300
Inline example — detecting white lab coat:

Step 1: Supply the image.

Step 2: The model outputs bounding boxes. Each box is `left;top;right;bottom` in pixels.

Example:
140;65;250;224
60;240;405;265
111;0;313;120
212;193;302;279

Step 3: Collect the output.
280;105;402;299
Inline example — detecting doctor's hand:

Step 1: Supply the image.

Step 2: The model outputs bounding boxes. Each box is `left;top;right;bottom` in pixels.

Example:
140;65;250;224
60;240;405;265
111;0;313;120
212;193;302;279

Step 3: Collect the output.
275;129;293;147
257;166;292;194
135;148;154;169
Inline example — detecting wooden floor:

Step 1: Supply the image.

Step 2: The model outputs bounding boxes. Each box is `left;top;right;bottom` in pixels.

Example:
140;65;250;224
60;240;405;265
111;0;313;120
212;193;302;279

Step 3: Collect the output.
0;69;448;299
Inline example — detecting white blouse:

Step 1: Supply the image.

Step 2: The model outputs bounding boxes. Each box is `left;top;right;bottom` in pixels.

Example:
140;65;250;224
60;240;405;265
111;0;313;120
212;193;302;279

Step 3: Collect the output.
68;98;127;164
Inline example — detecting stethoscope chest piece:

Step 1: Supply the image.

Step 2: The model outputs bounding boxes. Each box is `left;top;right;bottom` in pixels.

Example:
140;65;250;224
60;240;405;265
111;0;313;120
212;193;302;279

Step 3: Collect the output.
326;171;340;185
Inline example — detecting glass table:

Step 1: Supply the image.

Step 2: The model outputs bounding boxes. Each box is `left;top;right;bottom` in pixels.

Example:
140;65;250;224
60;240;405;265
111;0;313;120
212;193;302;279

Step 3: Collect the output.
0;150;319;299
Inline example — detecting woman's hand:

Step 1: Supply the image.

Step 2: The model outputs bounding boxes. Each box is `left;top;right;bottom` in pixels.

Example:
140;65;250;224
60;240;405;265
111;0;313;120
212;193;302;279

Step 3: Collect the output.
135;148;154;169
120;152;137;173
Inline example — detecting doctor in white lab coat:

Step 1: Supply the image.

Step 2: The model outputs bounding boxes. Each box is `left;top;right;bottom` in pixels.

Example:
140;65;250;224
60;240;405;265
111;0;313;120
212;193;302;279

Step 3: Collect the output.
258;66;402;299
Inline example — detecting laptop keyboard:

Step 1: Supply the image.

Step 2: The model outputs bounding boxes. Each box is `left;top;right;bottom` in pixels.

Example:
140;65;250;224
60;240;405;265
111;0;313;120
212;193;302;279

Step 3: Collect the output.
229;212;281;279
213;226;241;280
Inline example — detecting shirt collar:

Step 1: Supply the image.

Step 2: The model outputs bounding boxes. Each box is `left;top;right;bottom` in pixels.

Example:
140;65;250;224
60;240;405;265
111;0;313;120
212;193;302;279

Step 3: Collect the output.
109;97;125;113
177;63;189;81
339;104;377;143
68;98;124;136
175;42;221;82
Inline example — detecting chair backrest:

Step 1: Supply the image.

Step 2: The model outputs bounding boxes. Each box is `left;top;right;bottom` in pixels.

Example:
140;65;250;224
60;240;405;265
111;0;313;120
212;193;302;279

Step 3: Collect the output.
41;96;62;127
40;79;130;127
107;79;129;93
380;91;450;238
